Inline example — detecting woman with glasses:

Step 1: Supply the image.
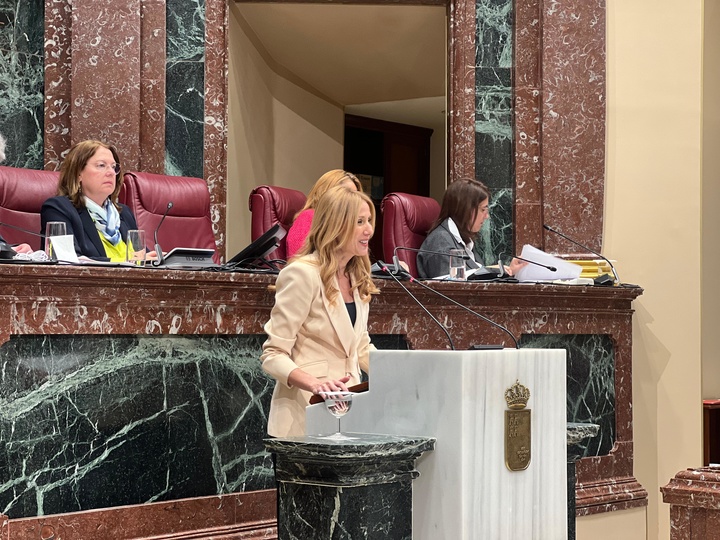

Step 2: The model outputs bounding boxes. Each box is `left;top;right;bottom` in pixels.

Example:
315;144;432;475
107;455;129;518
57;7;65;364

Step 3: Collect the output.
40;140;139;261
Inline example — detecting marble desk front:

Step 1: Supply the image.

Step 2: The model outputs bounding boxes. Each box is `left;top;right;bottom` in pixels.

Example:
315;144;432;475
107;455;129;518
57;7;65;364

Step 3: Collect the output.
0;265;644;538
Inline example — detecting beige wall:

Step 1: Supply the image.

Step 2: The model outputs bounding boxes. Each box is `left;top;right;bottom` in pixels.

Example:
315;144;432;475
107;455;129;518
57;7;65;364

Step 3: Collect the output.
226;4;344;257
578;1;705;539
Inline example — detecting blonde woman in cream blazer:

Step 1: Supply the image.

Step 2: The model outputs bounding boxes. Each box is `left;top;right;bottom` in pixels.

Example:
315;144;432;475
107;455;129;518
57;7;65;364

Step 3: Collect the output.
261;186;378;438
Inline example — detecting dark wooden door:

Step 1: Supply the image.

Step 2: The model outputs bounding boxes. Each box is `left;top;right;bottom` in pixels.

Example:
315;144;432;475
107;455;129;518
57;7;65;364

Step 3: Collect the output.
344;114;433;262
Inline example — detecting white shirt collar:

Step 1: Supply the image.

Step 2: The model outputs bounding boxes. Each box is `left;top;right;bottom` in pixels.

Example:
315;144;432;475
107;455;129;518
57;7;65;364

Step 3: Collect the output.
446;218;477;262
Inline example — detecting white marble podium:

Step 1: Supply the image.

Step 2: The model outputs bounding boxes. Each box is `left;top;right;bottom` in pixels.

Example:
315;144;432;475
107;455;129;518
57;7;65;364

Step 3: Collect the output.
306;348;567;540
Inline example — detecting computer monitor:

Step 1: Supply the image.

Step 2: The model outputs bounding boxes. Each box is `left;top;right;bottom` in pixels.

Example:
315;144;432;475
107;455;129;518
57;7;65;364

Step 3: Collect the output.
226;223;287;269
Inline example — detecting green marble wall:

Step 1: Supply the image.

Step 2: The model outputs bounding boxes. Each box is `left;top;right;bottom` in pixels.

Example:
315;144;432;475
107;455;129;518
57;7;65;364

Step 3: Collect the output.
0;0;44;169
0;333;407;519
166;0;205;178
521;333;616;458
475;0;514;265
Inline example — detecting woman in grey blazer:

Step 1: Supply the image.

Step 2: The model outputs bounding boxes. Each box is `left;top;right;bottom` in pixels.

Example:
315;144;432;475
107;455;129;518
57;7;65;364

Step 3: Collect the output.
261;186;378;437
417;178;526;279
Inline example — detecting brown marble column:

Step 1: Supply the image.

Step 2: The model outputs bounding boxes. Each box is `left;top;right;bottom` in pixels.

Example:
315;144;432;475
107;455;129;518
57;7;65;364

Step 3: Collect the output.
204;0;229;256
540;0;606;254
44;0;73;170
138;0;167;174
513;0;543;250
662;467;720;540
448;0;476;182
514;0;607;254
44;0;166;171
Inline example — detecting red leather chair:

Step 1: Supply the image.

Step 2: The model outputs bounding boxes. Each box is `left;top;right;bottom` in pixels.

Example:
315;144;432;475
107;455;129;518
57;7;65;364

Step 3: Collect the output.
381;192;440;277
121;172;219;262
248;185;306;261
0;166;60;250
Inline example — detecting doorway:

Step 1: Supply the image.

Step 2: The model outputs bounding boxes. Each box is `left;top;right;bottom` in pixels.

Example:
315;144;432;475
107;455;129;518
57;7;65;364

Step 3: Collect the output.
228;2;448;252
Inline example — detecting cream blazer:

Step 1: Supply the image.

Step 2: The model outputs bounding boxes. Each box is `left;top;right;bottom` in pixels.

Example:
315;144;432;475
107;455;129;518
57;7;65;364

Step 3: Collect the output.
261;255;372;437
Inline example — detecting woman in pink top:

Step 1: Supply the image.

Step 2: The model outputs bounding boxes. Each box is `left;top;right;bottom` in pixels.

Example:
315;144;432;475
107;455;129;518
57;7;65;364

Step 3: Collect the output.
285;169;362;259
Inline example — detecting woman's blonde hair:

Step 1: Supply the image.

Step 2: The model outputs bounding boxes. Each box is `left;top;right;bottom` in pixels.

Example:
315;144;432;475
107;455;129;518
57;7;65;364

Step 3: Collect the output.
297;185;379;304
57;140;124;209
298;169;362;216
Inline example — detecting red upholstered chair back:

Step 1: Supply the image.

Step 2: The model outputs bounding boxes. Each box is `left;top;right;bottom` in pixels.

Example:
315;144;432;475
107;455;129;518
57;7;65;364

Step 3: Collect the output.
381;192;441;278
0;166;60;250
120;172;219;262
248;185;307;261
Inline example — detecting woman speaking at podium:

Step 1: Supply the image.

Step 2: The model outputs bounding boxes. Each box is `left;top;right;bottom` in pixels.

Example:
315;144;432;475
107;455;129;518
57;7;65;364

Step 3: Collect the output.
261;185;378;437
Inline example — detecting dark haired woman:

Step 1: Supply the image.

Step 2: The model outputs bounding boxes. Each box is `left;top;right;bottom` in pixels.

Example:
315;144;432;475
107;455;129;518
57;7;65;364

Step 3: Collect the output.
417;178;525;279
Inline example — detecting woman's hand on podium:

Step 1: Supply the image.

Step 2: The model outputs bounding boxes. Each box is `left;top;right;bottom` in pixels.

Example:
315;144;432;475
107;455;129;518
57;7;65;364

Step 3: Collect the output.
287;367;351;397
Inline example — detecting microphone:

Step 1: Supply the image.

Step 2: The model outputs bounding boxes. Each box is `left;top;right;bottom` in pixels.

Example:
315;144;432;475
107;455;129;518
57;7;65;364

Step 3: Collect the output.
0;221;47;258
376;260;455;351
499;253;557;273
152;202;173;267
0;220;46;239
543;224;619;284
407;276;519;349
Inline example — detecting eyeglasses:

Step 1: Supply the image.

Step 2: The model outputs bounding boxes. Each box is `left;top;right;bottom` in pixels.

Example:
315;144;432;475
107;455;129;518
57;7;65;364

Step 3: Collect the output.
93;162;121;174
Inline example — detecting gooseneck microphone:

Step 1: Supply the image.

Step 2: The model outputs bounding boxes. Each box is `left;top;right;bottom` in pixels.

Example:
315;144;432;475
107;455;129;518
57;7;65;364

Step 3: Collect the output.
406;275;519;349
376;260;456;351
0;220;46;239
0;221;47;258
152;202;173;267
500;253;556;273
543;224;620;284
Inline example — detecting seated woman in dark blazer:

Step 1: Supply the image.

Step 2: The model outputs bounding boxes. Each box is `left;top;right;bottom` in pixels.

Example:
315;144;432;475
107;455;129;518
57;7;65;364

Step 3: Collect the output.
41;140;138;261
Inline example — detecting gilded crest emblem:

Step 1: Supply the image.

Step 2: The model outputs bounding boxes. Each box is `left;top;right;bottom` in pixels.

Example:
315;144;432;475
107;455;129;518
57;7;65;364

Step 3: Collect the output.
505;380;531;471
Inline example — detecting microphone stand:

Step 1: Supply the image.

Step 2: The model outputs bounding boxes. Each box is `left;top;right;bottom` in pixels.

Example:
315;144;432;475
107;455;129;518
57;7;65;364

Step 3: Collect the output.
152;202;174;267
0;220;47;240
543;224;620;284
513;256;556;272
377;261;455;351
402;271;519;349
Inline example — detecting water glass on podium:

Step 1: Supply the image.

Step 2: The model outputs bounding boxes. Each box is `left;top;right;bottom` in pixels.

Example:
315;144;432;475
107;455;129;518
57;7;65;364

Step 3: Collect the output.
126;230;147;266
44;221;66;260
449;248;466;280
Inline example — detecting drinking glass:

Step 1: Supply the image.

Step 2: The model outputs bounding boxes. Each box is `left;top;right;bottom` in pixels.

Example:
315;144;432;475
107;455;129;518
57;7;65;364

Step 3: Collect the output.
44;221;66;260
320;391;355;440
126;229;147;266
449;248;466;280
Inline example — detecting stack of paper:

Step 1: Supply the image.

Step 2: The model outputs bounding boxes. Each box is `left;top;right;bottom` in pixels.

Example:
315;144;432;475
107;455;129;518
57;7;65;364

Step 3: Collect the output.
514;245;583;282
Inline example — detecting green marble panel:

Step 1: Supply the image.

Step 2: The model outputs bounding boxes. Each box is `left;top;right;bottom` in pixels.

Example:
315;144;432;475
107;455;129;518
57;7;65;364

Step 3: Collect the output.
475;0;514;263
0;0;44;169
520;333;615;458
165;0;205;178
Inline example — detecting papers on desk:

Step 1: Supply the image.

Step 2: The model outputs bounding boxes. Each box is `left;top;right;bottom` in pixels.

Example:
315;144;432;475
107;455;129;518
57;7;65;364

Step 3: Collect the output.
514;245;582;282
51;235;79;263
